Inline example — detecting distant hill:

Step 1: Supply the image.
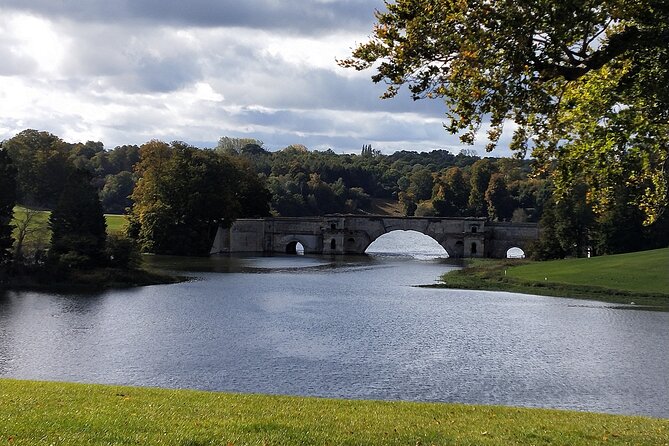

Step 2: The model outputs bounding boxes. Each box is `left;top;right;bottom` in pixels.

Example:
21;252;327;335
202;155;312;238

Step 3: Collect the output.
364;198;403;216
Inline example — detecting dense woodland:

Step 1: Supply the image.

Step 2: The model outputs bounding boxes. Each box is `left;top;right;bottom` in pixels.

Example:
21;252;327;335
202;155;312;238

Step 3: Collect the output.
0;128;667;279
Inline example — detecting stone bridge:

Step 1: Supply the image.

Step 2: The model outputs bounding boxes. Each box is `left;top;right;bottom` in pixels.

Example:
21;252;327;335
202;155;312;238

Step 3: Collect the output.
211;215;539;258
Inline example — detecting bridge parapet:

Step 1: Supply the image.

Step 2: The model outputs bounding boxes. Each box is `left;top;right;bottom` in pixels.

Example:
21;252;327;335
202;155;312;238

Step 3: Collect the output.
210;215;538;258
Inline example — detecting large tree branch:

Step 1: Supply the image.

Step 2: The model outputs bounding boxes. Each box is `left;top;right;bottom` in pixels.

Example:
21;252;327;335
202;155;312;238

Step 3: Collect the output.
536;26;669;81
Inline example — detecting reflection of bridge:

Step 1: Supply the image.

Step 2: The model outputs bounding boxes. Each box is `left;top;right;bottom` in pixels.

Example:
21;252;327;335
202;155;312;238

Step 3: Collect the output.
211;215;539;258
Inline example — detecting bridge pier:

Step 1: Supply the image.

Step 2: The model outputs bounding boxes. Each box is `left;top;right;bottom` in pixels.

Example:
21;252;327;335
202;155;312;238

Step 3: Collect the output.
211;215;539;259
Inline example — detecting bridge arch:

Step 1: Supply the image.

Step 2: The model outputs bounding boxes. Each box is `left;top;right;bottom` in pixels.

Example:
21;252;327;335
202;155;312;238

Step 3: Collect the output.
285;240;305;255
506;246;526;258
363;230;450;257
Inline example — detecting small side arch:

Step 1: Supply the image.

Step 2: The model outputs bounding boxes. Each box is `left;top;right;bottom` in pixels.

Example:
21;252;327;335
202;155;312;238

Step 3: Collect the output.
506;246;526;258
286;240;305;255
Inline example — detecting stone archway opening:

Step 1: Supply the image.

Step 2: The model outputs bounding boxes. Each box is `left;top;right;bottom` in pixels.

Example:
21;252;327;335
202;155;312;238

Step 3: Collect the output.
365;230;448;258
286;241;305;255
506;247;526;258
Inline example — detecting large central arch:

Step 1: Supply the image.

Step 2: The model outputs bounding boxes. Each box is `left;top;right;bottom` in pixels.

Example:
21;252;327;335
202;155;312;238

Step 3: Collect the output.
341;216;484;258
365;230;449;257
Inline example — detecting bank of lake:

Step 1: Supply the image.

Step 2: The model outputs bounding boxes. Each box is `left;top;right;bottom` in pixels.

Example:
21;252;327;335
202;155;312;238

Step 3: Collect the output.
1;265;185;292
4;208;183;291
430;247;669;311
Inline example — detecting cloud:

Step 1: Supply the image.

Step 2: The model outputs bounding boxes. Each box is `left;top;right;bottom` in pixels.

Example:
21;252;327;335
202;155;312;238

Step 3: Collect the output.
0;0;382;34
0;2;515;157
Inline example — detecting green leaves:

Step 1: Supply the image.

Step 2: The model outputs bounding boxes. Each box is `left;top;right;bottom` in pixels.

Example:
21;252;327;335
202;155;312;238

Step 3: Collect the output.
343;0;669;223
0;150;17;270
49;169;107;268
128;141;271;256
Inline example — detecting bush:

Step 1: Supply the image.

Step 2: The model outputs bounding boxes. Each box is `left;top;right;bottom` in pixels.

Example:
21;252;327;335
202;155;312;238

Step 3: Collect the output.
56;251;93;270
106;235;141;269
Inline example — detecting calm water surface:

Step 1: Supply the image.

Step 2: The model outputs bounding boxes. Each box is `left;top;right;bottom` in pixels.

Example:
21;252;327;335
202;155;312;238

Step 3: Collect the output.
1;233;667;418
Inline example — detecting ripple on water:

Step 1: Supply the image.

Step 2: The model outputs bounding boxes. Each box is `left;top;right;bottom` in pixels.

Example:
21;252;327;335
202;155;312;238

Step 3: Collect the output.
0;254;667;419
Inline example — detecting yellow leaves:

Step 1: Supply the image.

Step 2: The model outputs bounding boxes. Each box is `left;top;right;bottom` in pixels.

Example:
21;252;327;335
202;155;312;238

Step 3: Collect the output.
461;49;480;60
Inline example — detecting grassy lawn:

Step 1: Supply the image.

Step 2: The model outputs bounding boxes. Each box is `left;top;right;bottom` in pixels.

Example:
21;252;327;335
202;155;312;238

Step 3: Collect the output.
11;206;128;243
1;379;667;446
506;248;669;295
433;248;669;310
104;213;128;235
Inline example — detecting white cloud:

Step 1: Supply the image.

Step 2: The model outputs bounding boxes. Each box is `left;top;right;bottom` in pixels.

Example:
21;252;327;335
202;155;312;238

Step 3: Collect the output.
0;2;513;157
0;13;69;75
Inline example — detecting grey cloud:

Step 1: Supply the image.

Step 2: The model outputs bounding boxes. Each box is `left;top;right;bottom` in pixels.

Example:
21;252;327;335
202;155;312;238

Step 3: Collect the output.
59;24;205;93
133;55;203;92
0;1;510;157
1;0;383;35
204;47;447;116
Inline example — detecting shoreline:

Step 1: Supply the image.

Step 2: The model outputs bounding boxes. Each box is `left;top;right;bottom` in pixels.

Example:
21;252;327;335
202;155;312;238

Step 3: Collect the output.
424;258;669;311
1;266;187;293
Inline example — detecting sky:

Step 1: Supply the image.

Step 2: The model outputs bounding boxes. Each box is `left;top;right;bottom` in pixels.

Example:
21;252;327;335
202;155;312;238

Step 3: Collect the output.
0;0;513;155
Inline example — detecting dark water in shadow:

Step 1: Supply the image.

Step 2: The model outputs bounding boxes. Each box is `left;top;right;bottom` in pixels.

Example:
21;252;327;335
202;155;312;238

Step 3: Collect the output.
1;251;667;418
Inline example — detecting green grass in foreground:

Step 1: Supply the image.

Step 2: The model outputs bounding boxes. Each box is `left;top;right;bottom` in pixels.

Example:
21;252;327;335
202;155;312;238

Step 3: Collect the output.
1;380;667;446
434;248;669;310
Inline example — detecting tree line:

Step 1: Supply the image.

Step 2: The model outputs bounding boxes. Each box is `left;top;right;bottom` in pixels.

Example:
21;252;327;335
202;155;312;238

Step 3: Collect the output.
1;128;668;284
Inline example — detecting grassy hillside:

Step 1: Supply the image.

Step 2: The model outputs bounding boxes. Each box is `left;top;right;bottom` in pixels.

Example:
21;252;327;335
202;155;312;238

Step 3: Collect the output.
435;248;669;309
507;248;669;295
367;198;404;216
1;379;667;446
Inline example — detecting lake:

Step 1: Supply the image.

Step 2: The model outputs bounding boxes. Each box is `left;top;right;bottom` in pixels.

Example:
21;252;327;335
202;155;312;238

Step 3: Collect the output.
1;232;667;418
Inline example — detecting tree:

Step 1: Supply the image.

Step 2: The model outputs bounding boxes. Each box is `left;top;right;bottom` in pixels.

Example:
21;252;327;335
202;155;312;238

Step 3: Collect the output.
485;173;514;221
306;173;343;214
100;171;135;214
128;141;271;256
49;169;107;268
2;129;73;207
398;191;417;216
532;203;567;260
0;149;17;274
216;136;264;155
592;183;669;255
408;166;434;201
361;144;380;157
231;157;272;218
12;207;50;264
534;183;593;259
341;1;669;223
468;159;496;216
432;166;469;216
